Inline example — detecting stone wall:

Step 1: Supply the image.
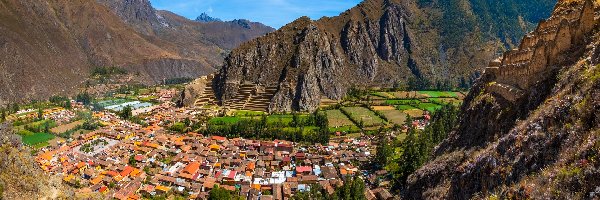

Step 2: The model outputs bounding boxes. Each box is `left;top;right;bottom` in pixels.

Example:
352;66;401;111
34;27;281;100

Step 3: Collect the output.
485;0;596;101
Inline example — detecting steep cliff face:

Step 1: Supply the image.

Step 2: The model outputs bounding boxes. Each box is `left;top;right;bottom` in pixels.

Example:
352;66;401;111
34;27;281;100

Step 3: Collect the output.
406;1;599;199
215;0;556;112
0;0;273;105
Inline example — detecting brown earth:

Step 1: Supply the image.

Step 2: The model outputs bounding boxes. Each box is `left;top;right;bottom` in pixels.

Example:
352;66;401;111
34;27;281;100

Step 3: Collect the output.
0;0;273;105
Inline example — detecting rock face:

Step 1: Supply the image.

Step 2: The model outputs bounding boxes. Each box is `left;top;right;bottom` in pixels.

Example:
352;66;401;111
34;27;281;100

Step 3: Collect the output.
214;0;557;112
196;13;222;22
0;0;273;105
406;0;600;199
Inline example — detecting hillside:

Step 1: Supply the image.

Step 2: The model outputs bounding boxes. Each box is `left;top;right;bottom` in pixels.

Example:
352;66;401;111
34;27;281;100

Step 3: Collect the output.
406;0;599;198
0;0;272;105
0;122;78;199
213;0;556;112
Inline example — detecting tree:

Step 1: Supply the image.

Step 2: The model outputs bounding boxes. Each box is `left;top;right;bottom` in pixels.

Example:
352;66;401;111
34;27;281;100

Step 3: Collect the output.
44;121;50;133
129;155;137;166
37;108;43;120
11;103;19;113
1;109;5;122
119;106;133;120
208;185;231;200
76;92;92;105
375;137;393;168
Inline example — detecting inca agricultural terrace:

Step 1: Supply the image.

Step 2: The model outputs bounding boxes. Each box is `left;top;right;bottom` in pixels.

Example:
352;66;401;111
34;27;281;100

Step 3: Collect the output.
485;0;595;101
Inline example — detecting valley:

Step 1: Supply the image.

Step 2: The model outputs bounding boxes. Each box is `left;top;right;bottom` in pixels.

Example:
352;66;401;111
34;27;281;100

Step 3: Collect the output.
0;0;599;199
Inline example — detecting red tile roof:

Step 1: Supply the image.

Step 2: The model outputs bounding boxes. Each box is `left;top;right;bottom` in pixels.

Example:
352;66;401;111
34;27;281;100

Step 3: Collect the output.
183;162;200;175
120;166;135;177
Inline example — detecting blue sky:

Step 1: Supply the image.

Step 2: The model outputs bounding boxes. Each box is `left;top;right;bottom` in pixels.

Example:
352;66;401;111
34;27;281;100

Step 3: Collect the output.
149;0;363;29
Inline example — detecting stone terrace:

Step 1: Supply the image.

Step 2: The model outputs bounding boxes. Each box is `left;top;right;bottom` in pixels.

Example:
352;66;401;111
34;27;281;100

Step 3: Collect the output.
485;0;596;102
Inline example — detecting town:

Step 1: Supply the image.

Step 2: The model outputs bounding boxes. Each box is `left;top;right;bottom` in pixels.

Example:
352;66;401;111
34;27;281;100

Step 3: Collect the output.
1;70;461;199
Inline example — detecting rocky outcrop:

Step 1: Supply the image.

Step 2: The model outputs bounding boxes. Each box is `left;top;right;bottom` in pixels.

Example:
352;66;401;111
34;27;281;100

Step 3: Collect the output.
406;0;599;199
214;0;557;112
195;13;222;23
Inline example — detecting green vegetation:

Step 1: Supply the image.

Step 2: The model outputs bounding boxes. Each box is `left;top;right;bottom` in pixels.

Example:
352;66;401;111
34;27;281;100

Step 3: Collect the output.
341;107;386;127
416;103;443;113
292;176;366;200
385;100;421;105
323;110;355;127
20;132;55;147
208;185;244;200
417;91;458;98
118;106;133;120
381;104;459;191
205;112;329;144
233;110;266;117
91;66;127;76
209;117;242;125
329;125;361;133
164;77;194;85
76;92;93;105
379;110;408;125
170;122;187;133
396;105;418;111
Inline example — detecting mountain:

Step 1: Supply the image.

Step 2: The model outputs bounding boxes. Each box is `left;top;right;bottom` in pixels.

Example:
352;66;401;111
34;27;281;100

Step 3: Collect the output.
406;0;598;199
196;13;222;22
0;0;273;105
213;0;556;112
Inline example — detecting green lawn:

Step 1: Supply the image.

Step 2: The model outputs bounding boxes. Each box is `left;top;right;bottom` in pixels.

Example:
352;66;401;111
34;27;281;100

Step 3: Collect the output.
417;91;458;98
21;132;55;147
416;103;443;113
341;107;386;127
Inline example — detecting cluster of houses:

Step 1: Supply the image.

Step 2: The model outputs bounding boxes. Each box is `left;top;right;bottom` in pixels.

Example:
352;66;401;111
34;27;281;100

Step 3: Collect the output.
33;103;393;199
7;104;82;125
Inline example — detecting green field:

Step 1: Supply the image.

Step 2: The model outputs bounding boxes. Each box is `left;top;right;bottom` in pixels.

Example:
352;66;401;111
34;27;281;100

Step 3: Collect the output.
324;110;355;127
385;100;421;105
329;125;361;133
371;92;395;99
267;115;309;126
428;98;463;107
341;107;386;127
417;91;458;98
234;110;266;116
282;126;320;134
396;105;418;110
416;103;443;113
380;110;408;125
209;117;242;125
20;132;55;147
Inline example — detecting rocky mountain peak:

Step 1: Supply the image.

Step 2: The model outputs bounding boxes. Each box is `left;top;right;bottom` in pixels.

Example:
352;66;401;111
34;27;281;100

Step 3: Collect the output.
195;13;223;22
